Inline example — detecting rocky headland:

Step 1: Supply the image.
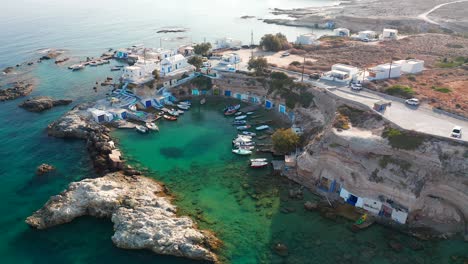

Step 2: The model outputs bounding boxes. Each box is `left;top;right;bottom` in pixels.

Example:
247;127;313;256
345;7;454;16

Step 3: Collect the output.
19;96;72;112
27;104;220;262
26;172;219;262
0;82;34;101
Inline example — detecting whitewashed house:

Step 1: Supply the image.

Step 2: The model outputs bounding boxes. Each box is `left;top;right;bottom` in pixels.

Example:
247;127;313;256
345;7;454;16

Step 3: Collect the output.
219;53;241;65
358;30;377;40
215;37;242;49
88;108;113;123
178;45;194;56
295;33;318;45
123;58;160;84
333;28;350;37
382;28;398;39
321;64;360;83
394;59;424;74
368;63;401;80
160;54;194;77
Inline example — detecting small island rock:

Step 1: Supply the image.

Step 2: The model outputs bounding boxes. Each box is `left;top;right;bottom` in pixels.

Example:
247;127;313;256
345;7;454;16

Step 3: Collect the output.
36;164;56;176
19;96;72;112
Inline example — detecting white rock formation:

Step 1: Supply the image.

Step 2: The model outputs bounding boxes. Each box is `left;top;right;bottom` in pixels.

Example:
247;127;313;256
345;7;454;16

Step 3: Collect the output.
26;172;218;262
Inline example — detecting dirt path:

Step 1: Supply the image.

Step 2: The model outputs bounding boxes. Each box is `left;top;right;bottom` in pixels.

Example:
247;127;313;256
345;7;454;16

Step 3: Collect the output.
417;0;468;24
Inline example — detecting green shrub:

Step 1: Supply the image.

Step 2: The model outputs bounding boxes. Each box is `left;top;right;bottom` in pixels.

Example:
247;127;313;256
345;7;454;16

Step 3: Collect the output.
385;85;415;99
431;86;451;93
435;56;466;68
379;156;411;171
290;61;301;67
382;127;425;150
407;75;416;81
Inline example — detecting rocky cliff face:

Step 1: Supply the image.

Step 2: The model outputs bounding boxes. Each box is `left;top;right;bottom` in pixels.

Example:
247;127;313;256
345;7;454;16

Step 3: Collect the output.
26;172;219;262
19;96;72;112
292;98;468;236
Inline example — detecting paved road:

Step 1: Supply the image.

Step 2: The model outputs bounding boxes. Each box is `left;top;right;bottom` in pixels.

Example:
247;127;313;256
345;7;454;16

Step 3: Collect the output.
273;67;468;142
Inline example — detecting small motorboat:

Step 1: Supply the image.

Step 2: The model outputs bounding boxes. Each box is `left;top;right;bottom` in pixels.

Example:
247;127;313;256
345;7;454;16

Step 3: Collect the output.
232;149;252;155
255;125;270;131
135;125;148;133
250;161;269;168
111;67;121;71
163;114;177;121
224;109;237;116
168;109;179;116
246;112;255;115
242;131;256;137
145;122;159;131
70;64;85;71
89;62;98;67
250;158;267;162
236;134;252;139
237;125;251;130
177;110;185;115
238;145;255;150
179;100;191;106
235;111;243;116
233;120;247;125
177;104;190;110
224;104;240;112
235;115;247;120
234;141;255;146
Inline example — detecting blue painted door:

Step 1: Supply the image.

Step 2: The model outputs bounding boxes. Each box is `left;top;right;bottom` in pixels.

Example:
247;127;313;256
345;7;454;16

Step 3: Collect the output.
224;90;231;97
121;112;127;119
279;104;286;113
98;115;105;122
265;100;272;109
236;94;241;100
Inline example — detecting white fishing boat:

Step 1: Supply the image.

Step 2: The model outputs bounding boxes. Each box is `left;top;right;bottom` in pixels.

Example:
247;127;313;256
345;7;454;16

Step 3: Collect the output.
234;141;255;146
255;125;270;131
168;109;179;116
232;149;252;155
233;120;247;125
177;104;190;110
236;125;251;130
246;112;255;115
235;115;247;120
135;125;148;133
250;158;268;162
235;111;243;116
179;101;191;106
69;64;85;71
250;161;269;168
242;131;256;136
238;145;255;150
145;122;159;131
177;110;185;115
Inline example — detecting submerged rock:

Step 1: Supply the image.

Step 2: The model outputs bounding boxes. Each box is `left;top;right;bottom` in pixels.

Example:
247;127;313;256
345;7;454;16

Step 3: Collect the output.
19;96;72;112
26;172;219;262
0;82;34;101
304;201;318;211
36;163;55;176
273;243;289;257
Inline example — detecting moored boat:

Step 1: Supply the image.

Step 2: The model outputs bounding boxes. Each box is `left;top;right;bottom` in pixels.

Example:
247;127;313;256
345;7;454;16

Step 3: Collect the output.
145;122;159;131
163;114;177;121
255;125;270;131
232;149;252;155
250;158;267;162
110;67;121;71
135;125;148;133
177;104;190;110
224;104;240;113
250;161;269;168
70;64;85;71
237;125;251;130
235;111;243;116
233;120;247;125
168;109;179;116
235;115;247;120
224;109;237;116
246;112;254;115
238;145;255;150
242;131;256;136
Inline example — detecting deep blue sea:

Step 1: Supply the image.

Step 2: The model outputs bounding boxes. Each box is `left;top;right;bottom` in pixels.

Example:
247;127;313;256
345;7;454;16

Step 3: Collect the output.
0;0;467;263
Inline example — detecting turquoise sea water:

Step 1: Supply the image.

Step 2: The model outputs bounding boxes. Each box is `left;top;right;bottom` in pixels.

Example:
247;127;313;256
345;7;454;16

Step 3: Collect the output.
0;0;467;263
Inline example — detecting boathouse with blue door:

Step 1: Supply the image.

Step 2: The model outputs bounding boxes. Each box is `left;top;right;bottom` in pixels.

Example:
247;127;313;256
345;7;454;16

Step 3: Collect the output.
192;89;199;95
265;100;273;109
141;98;154;108
278;104;286;114
224;90;231;97
249;96;259;104
235;93;242;100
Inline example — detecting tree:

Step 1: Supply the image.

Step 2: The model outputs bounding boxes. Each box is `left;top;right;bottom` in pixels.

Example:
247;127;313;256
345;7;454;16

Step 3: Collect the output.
188;56;204;71
193;43;212;56
152;69;160;80
247;56;268;75
271;128;300;154
259;33;290;51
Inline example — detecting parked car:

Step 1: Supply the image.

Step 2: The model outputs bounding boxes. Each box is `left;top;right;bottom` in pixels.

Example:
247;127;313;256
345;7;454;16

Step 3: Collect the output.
405;98;420;106
351;83;363;90
281;52;290;57
362;38;370;42
451;126;462;138
309;73;321;80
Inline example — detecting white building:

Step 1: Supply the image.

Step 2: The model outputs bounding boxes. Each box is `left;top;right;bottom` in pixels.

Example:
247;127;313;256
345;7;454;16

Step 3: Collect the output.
382;28;398;39
219;53;241;65
160;54;194;77
321;64;360;83
178;45;194;56
358;30;377;40
123;58;160;84
88;108;113;123
333;28;350;37
368;63;401;80
295;33;318;45
215;37;242;49
394;59;424;74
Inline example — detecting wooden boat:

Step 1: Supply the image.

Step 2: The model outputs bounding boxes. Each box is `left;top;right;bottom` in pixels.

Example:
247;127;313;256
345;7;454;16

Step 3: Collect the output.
233;120;247;125
237;125;251;130
224;109;237;116
236;134;252;139
246;112;255;115
235;141;255;146
351;214;375;232
232;149;252;155
235;111;243;116
238;145;255;150
163;114;177;121
250;161;269;168
135;125;148;133
242;131;256;136
145;122;159;131
224;104;240;112
235;115;247;120
255;125;270;131
177;104;190;110
168;109;179;116
179;101;191;106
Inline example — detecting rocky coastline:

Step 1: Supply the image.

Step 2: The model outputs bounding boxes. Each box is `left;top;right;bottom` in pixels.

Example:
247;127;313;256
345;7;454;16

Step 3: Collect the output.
19;96;72;112
0;82;34;101
27;103;220;262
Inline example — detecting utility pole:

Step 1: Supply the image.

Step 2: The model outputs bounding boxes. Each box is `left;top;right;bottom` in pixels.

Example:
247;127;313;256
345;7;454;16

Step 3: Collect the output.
160;38;162;48
250;30;254;59
388;60;393;79
301;56;305;82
